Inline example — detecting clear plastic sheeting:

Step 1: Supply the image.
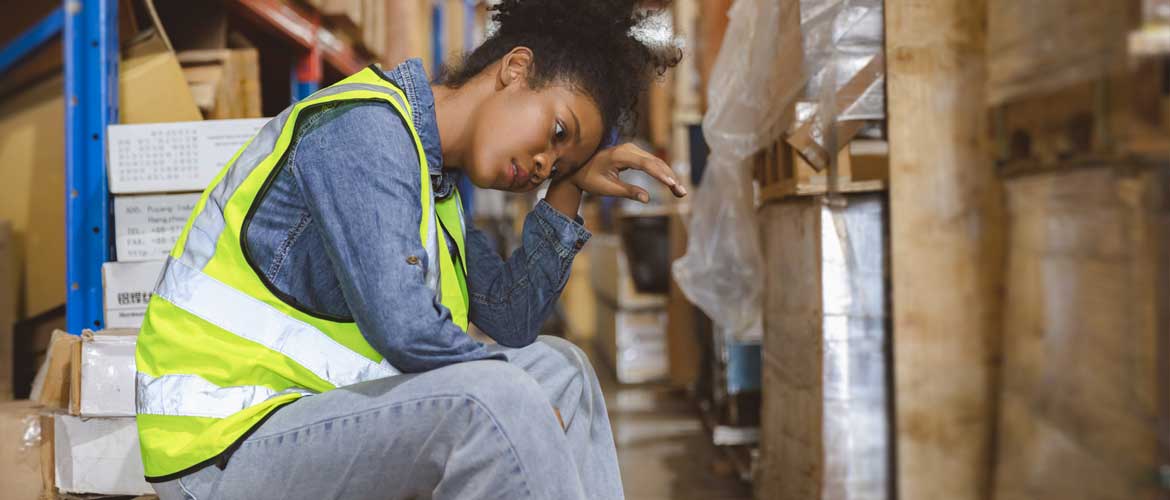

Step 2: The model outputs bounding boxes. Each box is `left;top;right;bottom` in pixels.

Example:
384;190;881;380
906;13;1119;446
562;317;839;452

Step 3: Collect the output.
674;0;802;343
19;413;42;452
674;0;884;343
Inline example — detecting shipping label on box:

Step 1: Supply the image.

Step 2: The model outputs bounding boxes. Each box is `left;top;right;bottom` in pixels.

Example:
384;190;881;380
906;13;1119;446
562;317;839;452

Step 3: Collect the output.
114;194;200;261
103;260;165;329
107;118;268;193
73;330;138;417
54;415;153;496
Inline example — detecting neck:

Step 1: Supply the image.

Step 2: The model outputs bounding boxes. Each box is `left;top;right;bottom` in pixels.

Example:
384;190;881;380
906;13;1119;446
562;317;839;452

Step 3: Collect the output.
432;80;487;170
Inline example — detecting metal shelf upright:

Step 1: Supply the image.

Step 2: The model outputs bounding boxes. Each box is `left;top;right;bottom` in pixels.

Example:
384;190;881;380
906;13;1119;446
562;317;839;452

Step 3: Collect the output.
64;0;119;334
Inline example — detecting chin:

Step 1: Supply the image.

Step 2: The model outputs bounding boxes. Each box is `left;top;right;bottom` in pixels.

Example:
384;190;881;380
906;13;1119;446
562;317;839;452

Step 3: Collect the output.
468;168;500;190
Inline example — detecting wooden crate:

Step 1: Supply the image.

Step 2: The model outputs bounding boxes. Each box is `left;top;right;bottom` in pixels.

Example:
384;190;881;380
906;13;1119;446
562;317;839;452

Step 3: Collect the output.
992;59;1170;173
755;139;888;203
756;193;890;500
993;165;1169;500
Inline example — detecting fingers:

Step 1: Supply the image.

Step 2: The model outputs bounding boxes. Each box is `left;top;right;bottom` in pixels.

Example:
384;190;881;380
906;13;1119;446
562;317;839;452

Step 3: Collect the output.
610;144;688;198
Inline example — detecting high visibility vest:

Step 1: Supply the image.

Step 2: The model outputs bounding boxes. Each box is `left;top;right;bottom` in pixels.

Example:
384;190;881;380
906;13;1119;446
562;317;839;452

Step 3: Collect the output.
135;66;471;481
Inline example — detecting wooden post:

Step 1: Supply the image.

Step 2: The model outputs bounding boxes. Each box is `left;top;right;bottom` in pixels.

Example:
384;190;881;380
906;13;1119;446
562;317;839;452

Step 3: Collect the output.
885;1;1003;499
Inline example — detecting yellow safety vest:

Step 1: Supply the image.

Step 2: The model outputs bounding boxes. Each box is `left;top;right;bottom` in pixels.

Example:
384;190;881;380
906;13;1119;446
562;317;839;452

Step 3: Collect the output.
135;66;470;481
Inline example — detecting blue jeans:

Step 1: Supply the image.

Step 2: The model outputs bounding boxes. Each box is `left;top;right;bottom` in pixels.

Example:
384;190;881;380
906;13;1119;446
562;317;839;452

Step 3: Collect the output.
151;337;623;500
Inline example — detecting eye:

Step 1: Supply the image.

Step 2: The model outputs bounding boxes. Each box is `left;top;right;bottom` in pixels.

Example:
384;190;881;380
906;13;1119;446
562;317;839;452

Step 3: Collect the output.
554;120;567;142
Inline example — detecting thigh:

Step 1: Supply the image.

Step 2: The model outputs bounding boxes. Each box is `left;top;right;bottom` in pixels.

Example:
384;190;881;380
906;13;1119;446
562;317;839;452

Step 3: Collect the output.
181;359;573;500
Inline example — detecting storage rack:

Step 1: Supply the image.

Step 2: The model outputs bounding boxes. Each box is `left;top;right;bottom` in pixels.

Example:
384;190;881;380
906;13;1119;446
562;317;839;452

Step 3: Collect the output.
0;0;434;335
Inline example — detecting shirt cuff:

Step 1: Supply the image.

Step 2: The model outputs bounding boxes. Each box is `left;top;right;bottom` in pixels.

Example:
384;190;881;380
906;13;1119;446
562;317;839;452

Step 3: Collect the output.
531;199;592;256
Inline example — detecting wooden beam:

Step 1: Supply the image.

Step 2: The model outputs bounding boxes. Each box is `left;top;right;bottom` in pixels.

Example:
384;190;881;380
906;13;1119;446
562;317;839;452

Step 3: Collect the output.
885;1;1003;499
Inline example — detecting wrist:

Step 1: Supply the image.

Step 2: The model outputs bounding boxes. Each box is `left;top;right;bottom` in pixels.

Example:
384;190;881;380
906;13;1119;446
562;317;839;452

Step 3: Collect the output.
544;178;583;218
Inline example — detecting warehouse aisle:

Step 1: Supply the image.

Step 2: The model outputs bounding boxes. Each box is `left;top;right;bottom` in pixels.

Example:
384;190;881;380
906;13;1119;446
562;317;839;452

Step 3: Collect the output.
587;343;754;500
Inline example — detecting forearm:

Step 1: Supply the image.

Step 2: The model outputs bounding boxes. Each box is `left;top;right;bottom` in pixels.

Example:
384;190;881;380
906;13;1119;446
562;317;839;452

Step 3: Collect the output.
466;201;591;347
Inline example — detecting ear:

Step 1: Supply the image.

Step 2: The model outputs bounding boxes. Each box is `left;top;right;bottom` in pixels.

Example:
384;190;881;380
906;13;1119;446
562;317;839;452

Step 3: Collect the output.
497;46;534;88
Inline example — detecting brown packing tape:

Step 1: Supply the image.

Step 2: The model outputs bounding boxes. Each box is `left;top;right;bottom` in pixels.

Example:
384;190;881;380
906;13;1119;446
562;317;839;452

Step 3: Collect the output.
786;52;886;170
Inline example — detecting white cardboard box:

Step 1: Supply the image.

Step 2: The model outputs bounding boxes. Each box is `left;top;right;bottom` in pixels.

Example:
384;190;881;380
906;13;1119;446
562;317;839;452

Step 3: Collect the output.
102;260;164;329
114;194;200;262
107;118;268;193
73;330;138;417
54;415;153;496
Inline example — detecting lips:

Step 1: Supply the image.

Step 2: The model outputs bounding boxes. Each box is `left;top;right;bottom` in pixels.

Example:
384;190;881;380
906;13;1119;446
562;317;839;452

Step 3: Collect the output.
507;160;532;189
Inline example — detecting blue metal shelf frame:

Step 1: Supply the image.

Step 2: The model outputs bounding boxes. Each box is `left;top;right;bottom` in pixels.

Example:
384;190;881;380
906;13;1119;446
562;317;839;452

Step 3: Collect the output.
64;0;119;333
0;6;64;75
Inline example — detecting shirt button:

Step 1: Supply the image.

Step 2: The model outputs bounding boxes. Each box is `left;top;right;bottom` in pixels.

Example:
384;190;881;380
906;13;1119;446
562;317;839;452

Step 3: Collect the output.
406;255;421;265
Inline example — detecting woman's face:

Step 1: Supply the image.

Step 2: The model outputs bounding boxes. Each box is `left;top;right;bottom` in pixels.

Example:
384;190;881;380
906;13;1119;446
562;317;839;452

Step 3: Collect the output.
464;80;604;193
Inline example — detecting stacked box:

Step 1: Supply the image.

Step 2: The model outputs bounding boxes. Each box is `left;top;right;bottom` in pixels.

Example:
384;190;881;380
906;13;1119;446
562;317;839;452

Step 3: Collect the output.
590;235;669;384
103;118;265;331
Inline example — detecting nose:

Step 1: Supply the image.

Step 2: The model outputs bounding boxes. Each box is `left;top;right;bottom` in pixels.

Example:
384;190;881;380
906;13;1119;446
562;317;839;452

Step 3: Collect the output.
532;152;555;183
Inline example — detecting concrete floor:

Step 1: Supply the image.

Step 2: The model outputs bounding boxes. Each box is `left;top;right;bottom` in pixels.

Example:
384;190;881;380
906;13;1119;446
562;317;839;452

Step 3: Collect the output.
593;350;754;500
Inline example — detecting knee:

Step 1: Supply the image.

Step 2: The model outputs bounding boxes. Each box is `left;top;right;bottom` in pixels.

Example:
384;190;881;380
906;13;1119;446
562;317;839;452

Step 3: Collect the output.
453;361;548;413
536;336;590;370
535;336;594;381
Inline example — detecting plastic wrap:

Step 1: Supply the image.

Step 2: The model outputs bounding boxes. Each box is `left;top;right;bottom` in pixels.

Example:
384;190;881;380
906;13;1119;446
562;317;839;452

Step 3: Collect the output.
757;194;888;500
674;0;884;343
820;196;888;500
18;413;42;452
673;0;800;343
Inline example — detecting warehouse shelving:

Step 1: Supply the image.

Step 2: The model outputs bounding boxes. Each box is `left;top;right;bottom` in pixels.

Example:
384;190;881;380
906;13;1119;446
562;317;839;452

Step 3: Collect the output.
0;0;376;334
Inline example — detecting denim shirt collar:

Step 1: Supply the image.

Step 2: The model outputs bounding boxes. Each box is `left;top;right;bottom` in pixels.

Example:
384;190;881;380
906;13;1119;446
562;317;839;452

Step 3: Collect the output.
382;58;456;199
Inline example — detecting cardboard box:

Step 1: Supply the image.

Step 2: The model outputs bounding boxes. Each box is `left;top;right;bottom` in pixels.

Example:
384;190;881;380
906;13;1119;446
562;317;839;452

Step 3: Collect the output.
113;194;201;261
588;235;667;310
54;415;152;496
107;118;267;194
179;49;263;120
0;10;200;319
69;331;138;418
0;400;46;500
102;260;165;330
35;332;81;410
595;300;669;384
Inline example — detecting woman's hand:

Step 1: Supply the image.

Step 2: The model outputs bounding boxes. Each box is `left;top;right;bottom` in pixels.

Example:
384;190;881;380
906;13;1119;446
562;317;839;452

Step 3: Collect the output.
570;143;688;202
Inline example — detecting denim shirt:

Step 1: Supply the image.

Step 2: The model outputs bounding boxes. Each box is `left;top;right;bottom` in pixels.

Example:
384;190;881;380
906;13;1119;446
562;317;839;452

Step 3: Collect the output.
242;59;591;373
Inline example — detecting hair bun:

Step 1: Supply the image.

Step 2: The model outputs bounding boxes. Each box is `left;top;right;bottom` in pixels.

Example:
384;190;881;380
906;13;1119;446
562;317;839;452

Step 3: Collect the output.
491;0;642;42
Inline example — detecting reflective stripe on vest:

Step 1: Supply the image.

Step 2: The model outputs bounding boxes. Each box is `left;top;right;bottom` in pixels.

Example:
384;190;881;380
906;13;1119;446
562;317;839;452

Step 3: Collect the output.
152;256;400;387
136;372;315;419
135;66;469;480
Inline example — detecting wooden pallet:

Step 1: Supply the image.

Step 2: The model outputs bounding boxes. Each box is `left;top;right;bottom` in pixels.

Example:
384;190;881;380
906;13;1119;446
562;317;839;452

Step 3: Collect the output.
754;139;888;203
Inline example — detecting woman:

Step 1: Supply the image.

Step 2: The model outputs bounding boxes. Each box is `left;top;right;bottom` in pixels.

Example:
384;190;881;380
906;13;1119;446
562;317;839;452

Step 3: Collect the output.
136;1;682;499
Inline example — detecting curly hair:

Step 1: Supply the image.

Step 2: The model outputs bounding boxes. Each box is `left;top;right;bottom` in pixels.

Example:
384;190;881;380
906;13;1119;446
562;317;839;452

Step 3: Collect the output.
438;0;681;140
